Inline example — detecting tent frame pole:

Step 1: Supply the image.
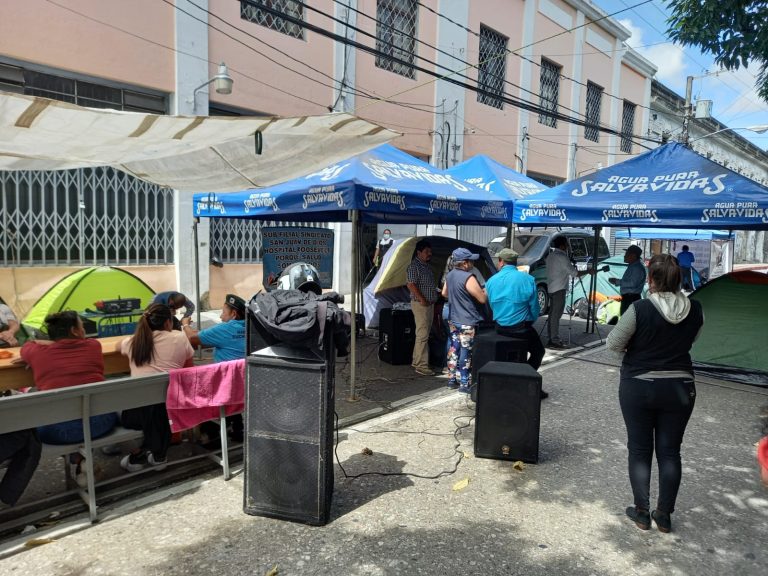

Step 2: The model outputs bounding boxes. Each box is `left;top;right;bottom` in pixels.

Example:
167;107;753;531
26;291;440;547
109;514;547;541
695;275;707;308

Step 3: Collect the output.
193;218;202;340
348;210;359;401
585;226;601;334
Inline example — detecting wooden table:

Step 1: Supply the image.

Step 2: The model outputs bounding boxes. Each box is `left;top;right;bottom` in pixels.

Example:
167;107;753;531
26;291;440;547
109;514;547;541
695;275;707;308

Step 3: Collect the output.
0;336;130;392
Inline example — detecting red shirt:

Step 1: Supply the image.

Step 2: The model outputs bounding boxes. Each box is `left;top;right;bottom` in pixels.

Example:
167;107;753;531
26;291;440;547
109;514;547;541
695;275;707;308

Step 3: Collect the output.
20;338;104;391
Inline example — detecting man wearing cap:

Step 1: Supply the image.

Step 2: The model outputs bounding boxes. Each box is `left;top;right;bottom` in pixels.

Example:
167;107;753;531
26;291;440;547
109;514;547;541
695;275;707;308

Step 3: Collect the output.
485;248;547;398
406;239;439;376
546;236;594;349
441;247;488;393
183;294;246;363
610;245;646;315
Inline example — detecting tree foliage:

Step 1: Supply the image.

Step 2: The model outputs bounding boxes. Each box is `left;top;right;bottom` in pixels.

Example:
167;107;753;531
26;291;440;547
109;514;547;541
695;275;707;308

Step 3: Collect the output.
666;0;768;101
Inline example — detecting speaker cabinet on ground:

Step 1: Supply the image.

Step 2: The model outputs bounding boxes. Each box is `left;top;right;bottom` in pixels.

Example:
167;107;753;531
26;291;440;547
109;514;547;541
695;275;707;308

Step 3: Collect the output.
378;308;415;365
470;327;528;402
474;361;541;464
244;346;334;525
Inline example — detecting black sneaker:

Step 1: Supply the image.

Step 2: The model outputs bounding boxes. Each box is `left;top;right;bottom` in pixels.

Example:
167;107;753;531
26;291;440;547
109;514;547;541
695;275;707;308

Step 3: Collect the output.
540;390;549;400
626;506;651;530
652;509;672;533
546;340;568;349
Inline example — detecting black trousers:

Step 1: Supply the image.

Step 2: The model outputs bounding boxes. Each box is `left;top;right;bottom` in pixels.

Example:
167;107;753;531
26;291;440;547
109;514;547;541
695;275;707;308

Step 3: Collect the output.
620;293;642;316
0;429;42;506
619;374;696;514
121;404;171;460
496;323;545;371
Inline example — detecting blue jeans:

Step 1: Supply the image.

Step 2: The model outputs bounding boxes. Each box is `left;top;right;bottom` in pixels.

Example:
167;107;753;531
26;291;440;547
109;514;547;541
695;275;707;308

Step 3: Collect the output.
37;413;119;445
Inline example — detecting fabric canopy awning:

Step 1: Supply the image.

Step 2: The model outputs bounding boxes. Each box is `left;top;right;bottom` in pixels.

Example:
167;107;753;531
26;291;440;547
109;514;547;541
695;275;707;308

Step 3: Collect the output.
446;154;547;200
614;228;732;240
512;143;768;230
0;91;398;192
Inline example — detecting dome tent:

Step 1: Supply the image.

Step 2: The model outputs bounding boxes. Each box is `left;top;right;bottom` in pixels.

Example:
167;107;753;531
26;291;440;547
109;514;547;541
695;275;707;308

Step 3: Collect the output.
23;266;156;336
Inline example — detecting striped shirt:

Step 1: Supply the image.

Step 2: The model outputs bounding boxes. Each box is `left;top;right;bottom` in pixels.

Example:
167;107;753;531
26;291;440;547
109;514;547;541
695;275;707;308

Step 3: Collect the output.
406;258;438;303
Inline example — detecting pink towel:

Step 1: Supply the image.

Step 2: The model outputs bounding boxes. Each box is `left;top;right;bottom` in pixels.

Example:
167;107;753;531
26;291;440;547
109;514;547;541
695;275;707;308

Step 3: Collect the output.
166;359;245;432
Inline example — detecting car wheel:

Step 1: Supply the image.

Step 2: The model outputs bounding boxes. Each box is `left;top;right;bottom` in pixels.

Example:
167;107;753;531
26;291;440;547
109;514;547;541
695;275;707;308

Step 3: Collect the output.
537;285;549;315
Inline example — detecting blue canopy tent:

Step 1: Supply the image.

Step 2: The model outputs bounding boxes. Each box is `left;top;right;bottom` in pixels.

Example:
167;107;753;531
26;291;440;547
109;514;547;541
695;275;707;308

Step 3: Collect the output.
192;144;514;399
446;154;547;200
614;228;731;241
512;142;768;230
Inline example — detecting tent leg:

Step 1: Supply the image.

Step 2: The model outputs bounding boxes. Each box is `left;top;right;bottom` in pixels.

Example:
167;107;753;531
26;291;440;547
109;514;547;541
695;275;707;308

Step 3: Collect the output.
586;226;601;334
348;210;358;401
193;218;202;358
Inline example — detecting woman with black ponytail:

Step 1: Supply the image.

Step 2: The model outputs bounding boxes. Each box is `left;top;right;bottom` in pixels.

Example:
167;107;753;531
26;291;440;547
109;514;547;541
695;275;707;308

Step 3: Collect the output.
118;303;194;472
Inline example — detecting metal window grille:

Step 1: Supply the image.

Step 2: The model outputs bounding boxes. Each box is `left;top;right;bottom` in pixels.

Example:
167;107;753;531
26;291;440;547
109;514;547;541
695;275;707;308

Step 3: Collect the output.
538;59;560;128
375;0;418;79
584;81;603;142
0;168;174;266
526;172;564;188
240;0;305;40
620;100;636;153
477;25;508;110
210;220;328;264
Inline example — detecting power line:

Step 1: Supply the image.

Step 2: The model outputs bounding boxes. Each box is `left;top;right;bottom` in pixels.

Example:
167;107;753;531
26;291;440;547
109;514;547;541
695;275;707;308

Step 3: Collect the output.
245;0;656;148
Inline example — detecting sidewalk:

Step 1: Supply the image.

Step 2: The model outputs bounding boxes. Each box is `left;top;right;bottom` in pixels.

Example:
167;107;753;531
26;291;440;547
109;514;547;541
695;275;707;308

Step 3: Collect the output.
2;344;766;575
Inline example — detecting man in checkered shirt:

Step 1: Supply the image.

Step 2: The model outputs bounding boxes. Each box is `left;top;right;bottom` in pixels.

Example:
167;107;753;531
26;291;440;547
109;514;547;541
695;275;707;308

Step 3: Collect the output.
406;239;438;376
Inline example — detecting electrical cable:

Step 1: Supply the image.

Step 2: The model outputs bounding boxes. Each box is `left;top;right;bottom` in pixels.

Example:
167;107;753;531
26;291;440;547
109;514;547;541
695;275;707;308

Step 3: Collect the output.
333;411;474;480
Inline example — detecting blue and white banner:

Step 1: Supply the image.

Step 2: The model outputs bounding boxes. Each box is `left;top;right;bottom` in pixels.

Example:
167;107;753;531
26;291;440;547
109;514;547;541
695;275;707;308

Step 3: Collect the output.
193;144;513;225
512;143;768;229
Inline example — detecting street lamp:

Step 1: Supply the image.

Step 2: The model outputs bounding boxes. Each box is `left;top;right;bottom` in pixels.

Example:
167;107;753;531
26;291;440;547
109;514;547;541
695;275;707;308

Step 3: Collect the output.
192;62;233;113
688;125;768;144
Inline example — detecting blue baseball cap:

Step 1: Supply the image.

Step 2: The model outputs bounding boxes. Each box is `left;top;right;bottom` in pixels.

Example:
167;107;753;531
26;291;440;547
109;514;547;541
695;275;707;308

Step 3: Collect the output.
452;247;480;261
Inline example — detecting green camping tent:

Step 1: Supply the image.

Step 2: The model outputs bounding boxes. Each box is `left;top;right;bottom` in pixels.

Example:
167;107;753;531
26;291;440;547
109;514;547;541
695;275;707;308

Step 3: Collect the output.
690;270;768;386
23;267;156;336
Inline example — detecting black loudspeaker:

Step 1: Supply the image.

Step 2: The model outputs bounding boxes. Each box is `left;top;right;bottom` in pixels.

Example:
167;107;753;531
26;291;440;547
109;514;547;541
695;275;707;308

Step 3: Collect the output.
474;361;541;463
244;346;334;525
470;328;528;402
378;308;415;365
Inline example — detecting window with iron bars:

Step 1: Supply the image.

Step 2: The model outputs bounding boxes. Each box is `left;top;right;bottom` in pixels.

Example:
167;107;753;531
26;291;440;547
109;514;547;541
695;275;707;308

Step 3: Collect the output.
375;0;418;79
477;25;508;110
0;168;174;266
584;81;603;142
538;59;561;127
620;100;636;153
0;62;172;266
210;219;329;263
240;0;305;40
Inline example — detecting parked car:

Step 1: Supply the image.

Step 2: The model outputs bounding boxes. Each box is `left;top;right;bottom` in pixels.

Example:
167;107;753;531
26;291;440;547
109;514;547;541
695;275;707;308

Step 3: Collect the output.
487;228;611;313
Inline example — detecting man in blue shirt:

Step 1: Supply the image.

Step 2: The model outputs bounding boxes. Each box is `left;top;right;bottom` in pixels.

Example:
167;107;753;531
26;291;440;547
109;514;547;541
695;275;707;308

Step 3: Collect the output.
676;245;695;291
183;294;246;363
610;245;647;315
183;294;246;445
485;248;547;398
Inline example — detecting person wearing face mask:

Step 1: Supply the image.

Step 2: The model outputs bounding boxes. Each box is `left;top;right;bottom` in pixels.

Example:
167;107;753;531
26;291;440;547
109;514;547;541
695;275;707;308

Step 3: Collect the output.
374;229;395;267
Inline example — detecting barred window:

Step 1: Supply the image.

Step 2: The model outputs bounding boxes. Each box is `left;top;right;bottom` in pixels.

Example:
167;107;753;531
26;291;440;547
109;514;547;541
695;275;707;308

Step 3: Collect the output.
0;168;174;266
0;63;166;113
477;25;508;110
584;81;603;142
620;100;636;153
240;0;305;40
210;219;328;263
375;0;418;78
538;59;561;127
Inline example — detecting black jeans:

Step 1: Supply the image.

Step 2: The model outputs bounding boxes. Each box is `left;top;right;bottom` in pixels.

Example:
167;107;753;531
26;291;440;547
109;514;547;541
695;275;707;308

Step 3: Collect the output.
0;429;42;506
619;374;696;513
121;404;171;460
496;323;545;371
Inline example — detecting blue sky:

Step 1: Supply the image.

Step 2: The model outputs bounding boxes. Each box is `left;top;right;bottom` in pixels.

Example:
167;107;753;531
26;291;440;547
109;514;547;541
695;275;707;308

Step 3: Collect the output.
592;0;768;150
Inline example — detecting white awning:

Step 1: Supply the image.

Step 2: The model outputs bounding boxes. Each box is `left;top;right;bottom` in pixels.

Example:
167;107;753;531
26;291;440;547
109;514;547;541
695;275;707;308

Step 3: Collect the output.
0;91;398;192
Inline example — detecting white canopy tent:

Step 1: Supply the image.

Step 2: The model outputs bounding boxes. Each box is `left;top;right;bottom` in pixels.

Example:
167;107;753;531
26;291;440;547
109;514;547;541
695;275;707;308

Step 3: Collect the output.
0;91;398;192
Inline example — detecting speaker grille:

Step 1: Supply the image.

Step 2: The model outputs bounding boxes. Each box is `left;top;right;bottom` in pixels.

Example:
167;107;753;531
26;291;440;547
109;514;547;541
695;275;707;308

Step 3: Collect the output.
244;356;334;525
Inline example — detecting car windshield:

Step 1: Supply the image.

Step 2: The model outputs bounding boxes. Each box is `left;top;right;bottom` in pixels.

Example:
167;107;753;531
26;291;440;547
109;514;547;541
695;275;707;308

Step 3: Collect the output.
515;235;550;264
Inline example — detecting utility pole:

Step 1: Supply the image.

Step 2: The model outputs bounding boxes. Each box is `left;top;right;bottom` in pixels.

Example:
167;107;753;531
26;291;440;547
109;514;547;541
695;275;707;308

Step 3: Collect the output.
681;75;694;146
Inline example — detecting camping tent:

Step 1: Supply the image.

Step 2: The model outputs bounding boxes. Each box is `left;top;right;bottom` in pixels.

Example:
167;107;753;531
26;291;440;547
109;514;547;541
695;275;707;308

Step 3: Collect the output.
363;236;496;328
512;142;768;229
23;266;155;335
690;270;768;386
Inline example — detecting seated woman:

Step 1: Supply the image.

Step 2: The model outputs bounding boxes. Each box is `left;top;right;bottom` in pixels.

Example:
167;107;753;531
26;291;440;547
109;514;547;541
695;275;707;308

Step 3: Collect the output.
118;303;194;472
20;311;119;484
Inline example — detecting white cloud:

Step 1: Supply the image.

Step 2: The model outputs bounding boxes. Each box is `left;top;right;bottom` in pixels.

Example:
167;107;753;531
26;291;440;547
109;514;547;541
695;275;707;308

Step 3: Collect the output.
618;18;687;90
